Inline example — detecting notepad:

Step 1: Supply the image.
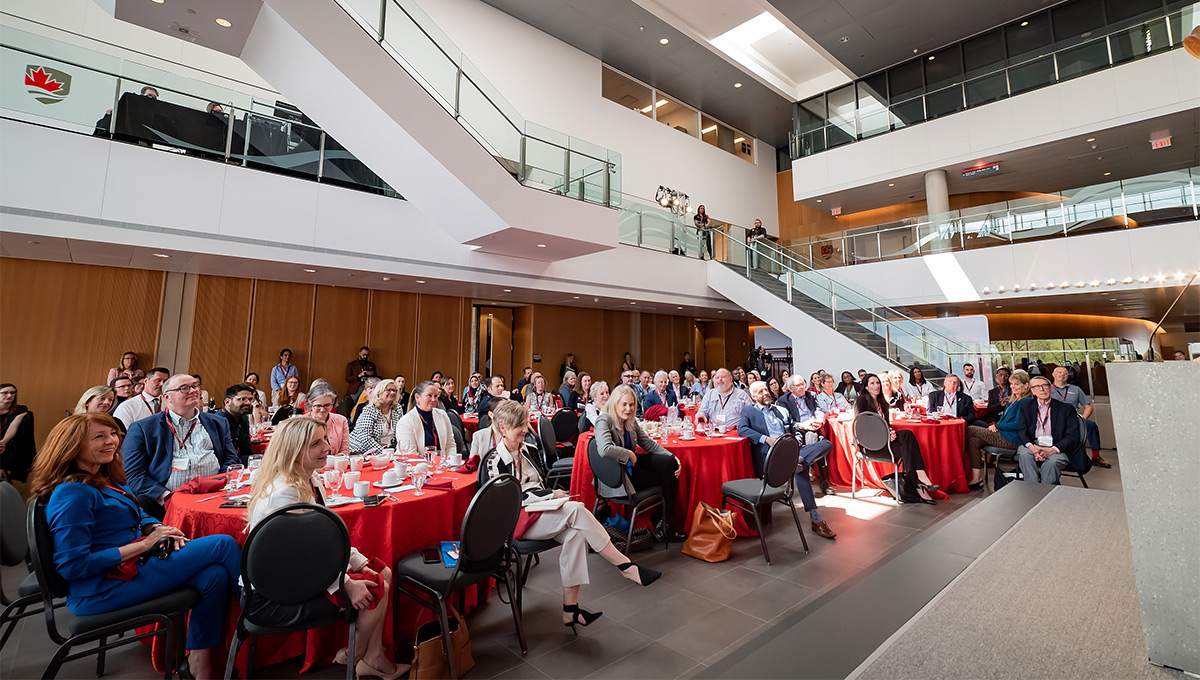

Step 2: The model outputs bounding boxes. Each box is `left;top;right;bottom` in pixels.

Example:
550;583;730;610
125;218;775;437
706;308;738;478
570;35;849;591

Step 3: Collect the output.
523;496;569;512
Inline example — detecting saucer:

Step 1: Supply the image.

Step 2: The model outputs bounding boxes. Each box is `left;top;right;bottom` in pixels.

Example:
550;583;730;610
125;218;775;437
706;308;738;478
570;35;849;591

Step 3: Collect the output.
373;480;404;488
679;435;696;440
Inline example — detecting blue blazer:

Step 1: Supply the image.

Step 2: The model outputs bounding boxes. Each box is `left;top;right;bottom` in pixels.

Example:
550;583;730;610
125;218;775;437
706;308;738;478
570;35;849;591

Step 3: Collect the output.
738;404;793;477
123;411;239;499
1016;398;1087;471
45;482;158;605
777;391;818;423
926;390;975;420
643;388;677;410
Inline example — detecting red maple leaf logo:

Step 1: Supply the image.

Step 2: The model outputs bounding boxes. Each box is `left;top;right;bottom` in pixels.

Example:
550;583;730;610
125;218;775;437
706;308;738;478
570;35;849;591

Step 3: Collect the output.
25;67;63;93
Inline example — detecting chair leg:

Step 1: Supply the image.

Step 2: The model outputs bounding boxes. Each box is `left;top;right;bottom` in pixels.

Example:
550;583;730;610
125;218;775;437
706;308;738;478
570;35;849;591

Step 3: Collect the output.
750;506;770;565
0;597;33;650
784;499;809;553
344;620;356;680
851;455;858;499
434;597;457;680
95;637;106;677
246;634;257;676
1079;474;1089;489
172;616;187;680
501;571;528;655
42;643;71;680
626;505;638;554
223;629;243;680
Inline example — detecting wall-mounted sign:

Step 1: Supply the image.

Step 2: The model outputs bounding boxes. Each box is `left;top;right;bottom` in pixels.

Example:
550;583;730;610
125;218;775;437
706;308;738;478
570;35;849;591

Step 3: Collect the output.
25;65;72;104
830;206;842;216
532;353;542;362
1150;137;1172;149
962;162;1000;178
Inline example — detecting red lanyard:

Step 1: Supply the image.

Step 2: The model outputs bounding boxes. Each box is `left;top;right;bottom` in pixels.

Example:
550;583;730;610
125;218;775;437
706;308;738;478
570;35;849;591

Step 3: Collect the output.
1037;403;1051;430
418;410;439;449
945;394;956;411
964;379;975;391
166;417;197;448
1053;386;1069;400
141;394;157;412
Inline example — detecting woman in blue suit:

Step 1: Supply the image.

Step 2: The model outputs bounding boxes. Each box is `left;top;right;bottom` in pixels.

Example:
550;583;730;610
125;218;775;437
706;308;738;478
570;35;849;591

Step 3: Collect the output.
30;413;240;680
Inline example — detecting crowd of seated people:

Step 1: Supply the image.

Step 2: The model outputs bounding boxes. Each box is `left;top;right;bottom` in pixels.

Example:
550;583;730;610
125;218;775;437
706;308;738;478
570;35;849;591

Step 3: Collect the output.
0;343;1124;680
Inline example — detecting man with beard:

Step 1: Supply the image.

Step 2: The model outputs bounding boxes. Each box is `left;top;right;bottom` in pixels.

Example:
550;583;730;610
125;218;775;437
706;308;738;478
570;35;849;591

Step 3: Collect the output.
345;346;378;398
220;383;256;465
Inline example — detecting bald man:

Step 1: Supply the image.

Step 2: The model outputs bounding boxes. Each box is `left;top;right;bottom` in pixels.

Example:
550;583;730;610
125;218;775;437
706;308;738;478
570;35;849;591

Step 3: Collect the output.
695;368;753;429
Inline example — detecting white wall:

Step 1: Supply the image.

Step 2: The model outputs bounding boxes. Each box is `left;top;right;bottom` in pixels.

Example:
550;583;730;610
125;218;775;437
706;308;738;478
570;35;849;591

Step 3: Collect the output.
414;0;782;236
791;48;1200;199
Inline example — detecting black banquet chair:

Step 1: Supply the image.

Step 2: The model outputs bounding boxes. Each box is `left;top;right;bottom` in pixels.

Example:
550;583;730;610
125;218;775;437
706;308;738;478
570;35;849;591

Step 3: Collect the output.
720;434;809;565
446;410;470;456
1;480;62;651
538;415;574;490
28;500;198;680
224;503;359;680
393;475;526;679
586;437;666;554
477;451;558;614
851;411;901;500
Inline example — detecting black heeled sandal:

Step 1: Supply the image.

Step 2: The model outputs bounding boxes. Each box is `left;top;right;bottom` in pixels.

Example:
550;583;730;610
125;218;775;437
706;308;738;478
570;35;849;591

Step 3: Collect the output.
563;604;602;635
177;656;195;680
618;562;661;587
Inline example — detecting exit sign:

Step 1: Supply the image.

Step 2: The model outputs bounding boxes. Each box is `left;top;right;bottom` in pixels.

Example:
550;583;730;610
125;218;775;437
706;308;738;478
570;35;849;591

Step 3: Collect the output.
962;162;1000;178
1150;137;1172;149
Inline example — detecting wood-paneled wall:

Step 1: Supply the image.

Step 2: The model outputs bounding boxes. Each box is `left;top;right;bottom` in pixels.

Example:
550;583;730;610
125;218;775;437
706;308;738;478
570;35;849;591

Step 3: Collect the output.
986;313;1159;343
0;259;164;445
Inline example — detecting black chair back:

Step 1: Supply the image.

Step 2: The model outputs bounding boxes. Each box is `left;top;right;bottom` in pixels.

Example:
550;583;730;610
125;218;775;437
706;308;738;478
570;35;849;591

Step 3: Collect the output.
27;501;69;602
243;504;350;606
1066;415;1093;475
578;411;592;434
763;435;801;489
1;481;27;567
478;411;491;430
537;416;557;467
447;411;469;453
587;437;625;490
550;410;578;447
453;475;521;585
852;411;890;453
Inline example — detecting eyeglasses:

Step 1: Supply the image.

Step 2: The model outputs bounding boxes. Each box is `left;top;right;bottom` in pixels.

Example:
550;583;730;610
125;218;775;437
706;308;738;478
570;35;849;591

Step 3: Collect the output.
1030;383;1051;390
165;383;202;394
309;402;334;410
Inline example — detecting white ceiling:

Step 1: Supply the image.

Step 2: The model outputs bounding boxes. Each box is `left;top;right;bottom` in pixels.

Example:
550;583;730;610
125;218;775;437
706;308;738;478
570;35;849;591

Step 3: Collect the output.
108;0;262;56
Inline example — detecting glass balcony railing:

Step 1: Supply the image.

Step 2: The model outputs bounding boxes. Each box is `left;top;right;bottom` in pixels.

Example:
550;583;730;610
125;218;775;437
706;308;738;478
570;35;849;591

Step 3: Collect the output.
791;2;1199;160
0;25;399;198
779;167;1200;270
335;0;621;208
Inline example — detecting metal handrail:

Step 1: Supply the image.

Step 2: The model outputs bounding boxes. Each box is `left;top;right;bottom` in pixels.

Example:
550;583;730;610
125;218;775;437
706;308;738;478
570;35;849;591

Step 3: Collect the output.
1146;268;1200;360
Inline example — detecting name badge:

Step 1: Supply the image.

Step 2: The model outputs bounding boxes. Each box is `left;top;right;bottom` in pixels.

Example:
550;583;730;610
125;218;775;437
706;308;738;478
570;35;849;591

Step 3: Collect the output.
171;457;189;471
1037;435;1053;447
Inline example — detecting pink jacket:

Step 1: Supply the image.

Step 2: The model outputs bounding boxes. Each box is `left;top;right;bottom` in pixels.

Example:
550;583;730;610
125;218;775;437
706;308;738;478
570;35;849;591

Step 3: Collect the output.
324;413;350;456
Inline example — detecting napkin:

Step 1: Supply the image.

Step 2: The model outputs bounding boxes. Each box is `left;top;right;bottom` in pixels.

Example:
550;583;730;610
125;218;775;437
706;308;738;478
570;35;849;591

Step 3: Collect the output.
455;454;480;474
643;405;668;421
422;479;455;491
176;476;228;494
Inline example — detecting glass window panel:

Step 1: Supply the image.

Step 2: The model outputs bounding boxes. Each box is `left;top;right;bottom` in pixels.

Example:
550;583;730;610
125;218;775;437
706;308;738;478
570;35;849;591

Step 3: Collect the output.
1006;11;1053;64
925;84;964;119
1008;55;1056;94
963;29;1006;79
797;95;826;132
965;72;1009;107
733;132;754;163
924;45;962;91
891;97;925;129
1056;38;1110;80
601;67;653;118
1052;0;1106;49
700;115;733;152
1105;0;1163;28
654;95;698;136
857;75;890;138
1110;19;1172;63
826;124;854;148
795;128;826;157
826;84;857;141
888;60;924;101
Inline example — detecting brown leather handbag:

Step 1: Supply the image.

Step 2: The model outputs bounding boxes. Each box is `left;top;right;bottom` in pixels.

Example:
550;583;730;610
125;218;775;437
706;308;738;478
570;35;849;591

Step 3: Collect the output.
681;502;738;562
411;604;474;679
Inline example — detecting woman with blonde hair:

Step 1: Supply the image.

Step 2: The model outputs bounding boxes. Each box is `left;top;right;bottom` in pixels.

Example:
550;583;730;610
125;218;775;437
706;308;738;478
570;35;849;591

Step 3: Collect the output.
396;380;456;458
349;378;402;451
558;371;580;411
483;400;659;634
594;385;684;542
964;369;1033;489
32;413;239;680
245;417;403;680
74;385;117;416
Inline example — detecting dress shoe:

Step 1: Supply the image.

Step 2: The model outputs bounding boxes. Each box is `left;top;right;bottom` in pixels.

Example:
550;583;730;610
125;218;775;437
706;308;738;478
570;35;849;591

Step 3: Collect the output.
1093;456;1112;468
811;520;836;539
653;519;686;542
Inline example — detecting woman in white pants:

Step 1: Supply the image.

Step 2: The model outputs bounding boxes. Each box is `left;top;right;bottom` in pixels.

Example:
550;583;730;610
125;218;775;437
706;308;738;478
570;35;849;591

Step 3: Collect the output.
483;400;660;634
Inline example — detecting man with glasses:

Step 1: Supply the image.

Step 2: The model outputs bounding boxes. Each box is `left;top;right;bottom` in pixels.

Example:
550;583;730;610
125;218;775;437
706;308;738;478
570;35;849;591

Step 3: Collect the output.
113;367;171;428
123;374;239;505
110;375;135;411
219;383;256;465
1015;376;1081;484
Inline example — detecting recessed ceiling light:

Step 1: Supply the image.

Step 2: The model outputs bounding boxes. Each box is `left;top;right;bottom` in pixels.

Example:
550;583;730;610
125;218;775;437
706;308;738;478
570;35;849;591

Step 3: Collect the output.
415;280;426;284
927;55;935;60
733;136;745;143
888;183;895;187
702;125;718;134
1089;280;1100;287
1137;276;1149;283
1020;21;1029;26
215;18;231;27
1104;172;1111;176
677;306;683;310
1046;282;1056;289
1156;274;1166;282
536;243;547;248
1174;272;1185;280
816;199;822;203
1105;278;1116;285
382;277;390;281
1086;138;1096;142
303;269;317;273
659;38;669;45
27;240;39;244
733;82;742;88
982;287;991;294
503;289;511;292
994;305;1003;309
152;253;171;258
1121;277;1133;284
150;0;164;3
1061;281;1070;288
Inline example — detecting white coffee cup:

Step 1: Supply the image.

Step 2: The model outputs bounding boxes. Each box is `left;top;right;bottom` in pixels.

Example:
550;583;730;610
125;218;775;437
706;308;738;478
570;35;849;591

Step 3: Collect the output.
393;461;407;479
342;470;361;489
448;453;463;467
332;456;350;473
353;480;370;498
349;456;364;472
381;470;400;486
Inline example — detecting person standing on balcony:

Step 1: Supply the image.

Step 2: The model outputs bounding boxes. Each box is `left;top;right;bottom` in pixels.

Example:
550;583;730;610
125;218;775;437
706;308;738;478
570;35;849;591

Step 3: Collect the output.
694;205;711;260
747;219;767;270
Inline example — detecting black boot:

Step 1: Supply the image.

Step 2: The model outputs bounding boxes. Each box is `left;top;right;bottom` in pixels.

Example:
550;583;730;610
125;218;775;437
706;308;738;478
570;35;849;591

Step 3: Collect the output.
653;518;686;543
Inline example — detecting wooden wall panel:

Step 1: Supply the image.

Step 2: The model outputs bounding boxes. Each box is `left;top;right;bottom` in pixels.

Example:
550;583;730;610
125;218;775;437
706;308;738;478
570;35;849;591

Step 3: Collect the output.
367;291;418;382
247;280;315;390
189;275;253;397
512;305;534;384
414;294;467;383
702;321;725;375
310;286;369;395
985;313;1158;343
599;310;632;385
531;304;604;385
723;321;750;369
0;259;163;445
477;306;513;384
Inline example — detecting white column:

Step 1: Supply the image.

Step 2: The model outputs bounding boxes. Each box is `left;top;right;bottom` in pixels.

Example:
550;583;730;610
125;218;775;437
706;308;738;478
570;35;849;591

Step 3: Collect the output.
925;169;950;220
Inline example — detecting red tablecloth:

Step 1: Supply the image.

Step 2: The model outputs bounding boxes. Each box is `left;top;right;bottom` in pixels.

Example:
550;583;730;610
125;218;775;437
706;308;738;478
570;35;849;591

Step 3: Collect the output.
158;464;485;674
824;416;969;494
250;430;271;455
459;414;539;441
974;403;988;419
569;431;755;536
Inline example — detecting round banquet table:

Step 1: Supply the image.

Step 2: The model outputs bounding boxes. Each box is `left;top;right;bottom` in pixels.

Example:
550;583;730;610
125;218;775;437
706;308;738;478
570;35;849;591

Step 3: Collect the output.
459;412;539;440
824;416;970;494
569;430;755;536
156;463;486;674
974;402;988;420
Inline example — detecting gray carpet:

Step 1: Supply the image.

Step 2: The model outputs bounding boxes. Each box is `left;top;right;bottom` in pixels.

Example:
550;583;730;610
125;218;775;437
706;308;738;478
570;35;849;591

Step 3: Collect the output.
854;486;1182;680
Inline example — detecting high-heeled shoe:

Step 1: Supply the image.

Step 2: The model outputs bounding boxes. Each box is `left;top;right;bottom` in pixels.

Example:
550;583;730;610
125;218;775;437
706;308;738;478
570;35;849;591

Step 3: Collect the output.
334;648;349;665
563;604;602;635
618;562;661;587
355;659;410;680
917;482;939;493
916;486;937;505
176;656;195;680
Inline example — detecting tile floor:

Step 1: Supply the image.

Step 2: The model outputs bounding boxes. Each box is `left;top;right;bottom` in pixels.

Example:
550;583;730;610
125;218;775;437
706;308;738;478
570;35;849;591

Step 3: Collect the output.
0;451;1124;680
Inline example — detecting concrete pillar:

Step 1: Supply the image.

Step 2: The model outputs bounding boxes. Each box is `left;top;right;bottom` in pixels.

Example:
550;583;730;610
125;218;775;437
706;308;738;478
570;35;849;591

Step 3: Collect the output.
925;169;950;218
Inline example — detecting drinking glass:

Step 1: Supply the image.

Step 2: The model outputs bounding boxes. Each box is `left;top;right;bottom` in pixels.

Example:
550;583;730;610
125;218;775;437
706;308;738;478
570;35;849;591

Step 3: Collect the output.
324;468;343;499
425;446;437;467
248;455;263;472
412;470;427;496
223;464;244;491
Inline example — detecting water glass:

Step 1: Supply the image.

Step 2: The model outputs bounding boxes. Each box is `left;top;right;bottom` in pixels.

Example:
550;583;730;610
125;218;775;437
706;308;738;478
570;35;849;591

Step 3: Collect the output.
248;455;263;471
324;468;343;499
224;464;244;491
412;470;427;496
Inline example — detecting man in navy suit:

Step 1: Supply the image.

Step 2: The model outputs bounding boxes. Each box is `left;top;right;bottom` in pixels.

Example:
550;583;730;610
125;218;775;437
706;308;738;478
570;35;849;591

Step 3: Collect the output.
739;381;836;539
777;375;834;496
1015;375;1083;484
643;371;678;411
926;374;976;420
123;374;239;503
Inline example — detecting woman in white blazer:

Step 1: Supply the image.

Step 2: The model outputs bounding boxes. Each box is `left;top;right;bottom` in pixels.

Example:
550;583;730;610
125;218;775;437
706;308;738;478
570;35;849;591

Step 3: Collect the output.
396;380;456;457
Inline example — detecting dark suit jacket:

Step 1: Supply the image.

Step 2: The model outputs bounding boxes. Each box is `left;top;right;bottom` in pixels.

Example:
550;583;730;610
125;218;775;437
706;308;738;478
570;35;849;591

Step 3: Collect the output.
986;385;1011;419
927;390;975;420
1016;398;1085;470
738;404;793;477
344;359;377;393
643;388;677;410
777;391;818;423
219;408;253;465
123;411;239;499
